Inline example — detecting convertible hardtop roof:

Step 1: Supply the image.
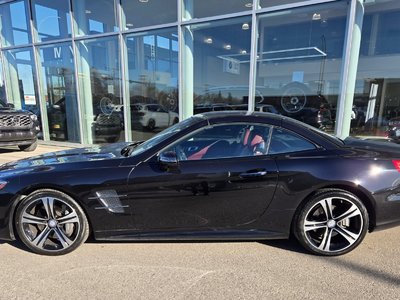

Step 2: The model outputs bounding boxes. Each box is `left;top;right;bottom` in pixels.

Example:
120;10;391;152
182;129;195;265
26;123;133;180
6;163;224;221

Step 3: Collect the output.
197;111;343;149
196;110;283;125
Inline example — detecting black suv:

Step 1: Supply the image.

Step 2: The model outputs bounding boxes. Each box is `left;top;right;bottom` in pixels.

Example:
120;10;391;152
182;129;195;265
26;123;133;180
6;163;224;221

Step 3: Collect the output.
0;100;40;151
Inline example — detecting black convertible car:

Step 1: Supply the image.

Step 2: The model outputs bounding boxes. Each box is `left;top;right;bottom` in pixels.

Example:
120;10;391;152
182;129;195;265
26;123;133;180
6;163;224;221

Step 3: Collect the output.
1;111;400;256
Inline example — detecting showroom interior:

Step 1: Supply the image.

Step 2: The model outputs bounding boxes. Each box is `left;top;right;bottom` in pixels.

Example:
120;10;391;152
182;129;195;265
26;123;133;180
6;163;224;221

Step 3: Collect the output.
0;0;399;145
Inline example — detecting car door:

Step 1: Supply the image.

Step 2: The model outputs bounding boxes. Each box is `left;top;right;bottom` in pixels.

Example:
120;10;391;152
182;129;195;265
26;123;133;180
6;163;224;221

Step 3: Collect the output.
126;123;279;231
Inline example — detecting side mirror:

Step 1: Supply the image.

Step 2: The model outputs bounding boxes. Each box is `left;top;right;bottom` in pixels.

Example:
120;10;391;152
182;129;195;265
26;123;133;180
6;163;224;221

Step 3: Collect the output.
158;151;178;170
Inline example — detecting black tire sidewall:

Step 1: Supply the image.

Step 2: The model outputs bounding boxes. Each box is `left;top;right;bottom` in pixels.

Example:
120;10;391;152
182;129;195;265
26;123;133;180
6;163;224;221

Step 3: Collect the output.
15;189;89;256
294;190;369;256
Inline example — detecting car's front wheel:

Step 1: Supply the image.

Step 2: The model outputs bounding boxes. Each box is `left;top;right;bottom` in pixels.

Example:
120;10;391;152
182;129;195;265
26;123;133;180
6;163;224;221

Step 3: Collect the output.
15;189;89;255
294;189;369;256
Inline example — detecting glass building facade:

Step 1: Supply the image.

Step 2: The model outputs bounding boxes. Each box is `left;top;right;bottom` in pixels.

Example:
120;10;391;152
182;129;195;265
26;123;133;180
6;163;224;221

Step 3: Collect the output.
0;0;398;145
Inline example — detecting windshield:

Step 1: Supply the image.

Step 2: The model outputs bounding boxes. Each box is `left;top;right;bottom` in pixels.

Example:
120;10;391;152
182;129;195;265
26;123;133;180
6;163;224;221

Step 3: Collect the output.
129;116;204;156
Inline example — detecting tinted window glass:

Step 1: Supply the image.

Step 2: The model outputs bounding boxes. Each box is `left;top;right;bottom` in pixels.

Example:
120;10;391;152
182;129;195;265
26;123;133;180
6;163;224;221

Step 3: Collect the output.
169;124;271;161
269;128;316;154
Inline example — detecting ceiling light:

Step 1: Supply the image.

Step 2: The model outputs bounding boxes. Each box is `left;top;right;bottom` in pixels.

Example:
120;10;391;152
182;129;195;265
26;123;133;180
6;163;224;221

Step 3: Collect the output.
204;37;213;44
126;23;134;27
245;2;253;8
224;44;231;50
139;0;149;2
240;50;247;55
85;9;91;14
312;13;321;20
242;23;250;30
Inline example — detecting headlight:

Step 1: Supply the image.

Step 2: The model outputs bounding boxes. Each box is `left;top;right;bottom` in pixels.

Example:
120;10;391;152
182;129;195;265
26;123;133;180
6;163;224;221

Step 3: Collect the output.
30;114;38;121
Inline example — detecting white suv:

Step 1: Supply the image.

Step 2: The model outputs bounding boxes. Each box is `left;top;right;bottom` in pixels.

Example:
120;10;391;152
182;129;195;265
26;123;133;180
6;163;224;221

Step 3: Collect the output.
131;104;179;130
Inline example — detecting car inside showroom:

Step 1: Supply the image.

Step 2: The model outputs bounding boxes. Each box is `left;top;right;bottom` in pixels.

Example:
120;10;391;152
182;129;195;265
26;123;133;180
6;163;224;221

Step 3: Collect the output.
0;0;398;146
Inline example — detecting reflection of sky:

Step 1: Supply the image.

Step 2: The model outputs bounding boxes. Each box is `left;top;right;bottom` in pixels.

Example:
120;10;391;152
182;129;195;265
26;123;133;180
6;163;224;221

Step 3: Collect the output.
17;64;35;95
35;5;60;37
10;1;28;30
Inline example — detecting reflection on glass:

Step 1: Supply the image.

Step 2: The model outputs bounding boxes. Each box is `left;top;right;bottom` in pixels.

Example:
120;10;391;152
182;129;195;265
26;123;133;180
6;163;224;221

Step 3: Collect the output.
32;0;71;42
255;2;347;132
3;48;41;136
122;0;177;29
0;60;5;101
126;28;179;141
76;37;122;144
39;43;80;142
353;0;400;141
72;0;118;36
184;17;252;114
183;0;251;20
0;0;31;46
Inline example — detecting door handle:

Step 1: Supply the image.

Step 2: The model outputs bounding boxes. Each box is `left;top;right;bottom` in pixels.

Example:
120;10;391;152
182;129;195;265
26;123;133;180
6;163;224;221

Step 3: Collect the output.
240;170;267;178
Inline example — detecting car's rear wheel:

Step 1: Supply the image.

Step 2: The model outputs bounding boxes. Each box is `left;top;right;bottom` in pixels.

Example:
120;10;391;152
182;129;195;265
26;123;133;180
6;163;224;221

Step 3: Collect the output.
294;189;368;256
15;189;89;255
18;140;37;152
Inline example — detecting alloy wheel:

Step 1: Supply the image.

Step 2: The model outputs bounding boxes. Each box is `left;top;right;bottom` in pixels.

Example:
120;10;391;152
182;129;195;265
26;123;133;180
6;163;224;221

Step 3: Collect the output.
16;189;89;255
295;190;368;256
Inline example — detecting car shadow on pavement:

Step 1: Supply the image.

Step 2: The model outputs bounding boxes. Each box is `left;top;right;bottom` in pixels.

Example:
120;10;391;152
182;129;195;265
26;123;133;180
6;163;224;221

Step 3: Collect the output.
258;238;310;255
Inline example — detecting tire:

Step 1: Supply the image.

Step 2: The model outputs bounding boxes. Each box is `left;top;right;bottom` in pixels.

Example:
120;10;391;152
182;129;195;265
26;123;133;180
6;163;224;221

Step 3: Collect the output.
18;140;37;152
147;119;156;131
15;189;89;256
294;189;369;256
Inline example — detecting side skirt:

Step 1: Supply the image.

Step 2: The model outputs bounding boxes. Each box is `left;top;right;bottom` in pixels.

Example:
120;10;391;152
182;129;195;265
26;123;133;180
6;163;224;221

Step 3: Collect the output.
94;229;288;241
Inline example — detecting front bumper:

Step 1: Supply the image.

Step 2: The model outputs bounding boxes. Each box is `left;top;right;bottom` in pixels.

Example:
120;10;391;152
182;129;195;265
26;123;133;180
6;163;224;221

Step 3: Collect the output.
0;129;37;146
0;192;19;241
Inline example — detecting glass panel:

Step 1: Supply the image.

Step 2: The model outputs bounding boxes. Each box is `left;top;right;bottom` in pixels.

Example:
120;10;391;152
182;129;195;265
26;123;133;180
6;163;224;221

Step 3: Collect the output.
259;0;305;9
183;0;251;20
0;0;31;46
76;37;122;144
72;0;118;36
183;17;252;115
122;0;177;30
352;0;400;142
32;0;71;42
38;43;80;142
255;2;348;133
165;123;271;160
269;127;316;154
3;48;41;136
0;59;5;101
126;28;179;141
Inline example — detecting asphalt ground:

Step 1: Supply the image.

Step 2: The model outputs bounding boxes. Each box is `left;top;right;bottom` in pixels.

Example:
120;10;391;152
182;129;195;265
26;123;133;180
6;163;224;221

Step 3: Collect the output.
0;144;399;299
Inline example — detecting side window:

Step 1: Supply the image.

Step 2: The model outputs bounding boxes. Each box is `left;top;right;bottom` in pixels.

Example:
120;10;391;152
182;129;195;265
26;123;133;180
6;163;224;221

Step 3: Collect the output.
166;123;271;161
268;128;316;154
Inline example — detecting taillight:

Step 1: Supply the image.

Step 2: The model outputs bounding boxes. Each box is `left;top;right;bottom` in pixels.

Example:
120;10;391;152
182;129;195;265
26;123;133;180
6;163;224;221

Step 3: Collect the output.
392;160;400;172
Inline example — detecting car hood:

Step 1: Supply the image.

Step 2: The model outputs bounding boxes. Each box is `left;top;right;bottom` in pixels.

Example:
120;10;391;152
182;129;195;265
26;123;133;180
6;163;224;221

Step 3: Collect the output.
0;142;132;172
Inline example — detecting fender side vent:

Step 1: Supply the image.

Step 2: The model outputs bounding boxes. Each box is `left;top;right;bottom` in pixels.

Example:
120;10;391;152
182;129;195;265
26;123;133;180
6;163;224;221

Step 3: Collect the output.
92;190;128;213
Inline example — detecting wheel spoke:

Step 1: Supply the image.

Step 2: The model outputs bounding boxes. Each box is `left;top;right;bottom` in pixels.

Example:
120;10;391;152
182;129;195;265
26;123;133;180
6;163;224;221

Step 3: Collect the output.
32;226;52;248
42;197;56;219
320;198;333;219
334;226;360;245
304;220;327;232
318;228;333;251
21;212;47;225
53;226;73;248
335;204;361;223
57;211;79;225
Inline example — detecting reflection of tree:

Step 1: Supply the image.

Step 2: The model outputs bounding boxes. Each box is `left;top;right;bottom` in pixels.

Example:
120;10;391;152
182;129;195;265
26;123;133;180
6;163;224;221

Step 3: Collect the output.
194;92;242;105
